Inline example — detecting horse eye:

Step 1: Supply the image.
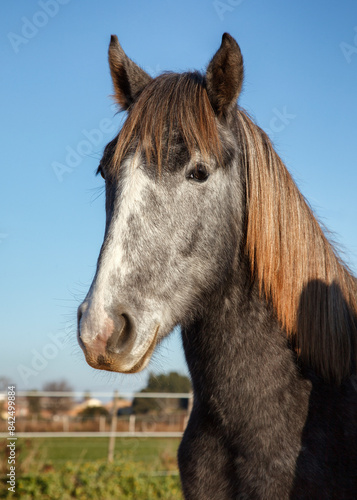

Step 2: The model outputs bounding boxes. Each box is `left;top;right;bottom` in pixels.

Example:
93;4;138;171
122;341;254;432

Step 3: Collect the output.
187;164;209;182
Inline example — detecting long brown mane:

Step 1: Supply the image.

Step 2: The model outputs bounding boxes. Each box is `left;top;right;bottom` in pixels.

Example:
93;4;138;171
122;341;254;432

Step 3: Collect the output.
111;72;357;383
238;110;357;382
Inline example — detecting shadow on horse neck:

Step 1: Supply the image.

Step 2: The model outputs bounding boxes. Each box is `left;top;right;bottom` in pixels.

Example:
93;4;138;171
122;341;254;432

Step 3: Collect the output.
291;281;357;498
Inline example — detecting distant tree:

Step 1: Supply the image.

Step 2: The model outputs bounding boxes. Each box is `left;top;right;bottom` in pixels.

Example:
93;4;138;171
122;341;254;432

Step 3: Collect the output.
0;377;15;418
78;406;109;420
133;372;192;414
0;376;14;391
27;389;41;417
42;380;74;416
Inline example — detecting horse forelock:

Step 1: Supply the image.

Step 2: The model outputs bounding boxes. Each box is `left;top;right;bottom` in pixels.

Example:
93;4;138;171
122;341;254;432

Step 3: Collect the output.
238;109;357;382
109;72;222;175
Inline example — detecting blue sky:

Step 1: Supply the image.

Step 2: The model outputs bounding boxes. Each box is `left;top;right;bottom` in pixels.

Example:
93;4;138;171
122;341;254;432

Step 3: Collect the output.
1;0;356;394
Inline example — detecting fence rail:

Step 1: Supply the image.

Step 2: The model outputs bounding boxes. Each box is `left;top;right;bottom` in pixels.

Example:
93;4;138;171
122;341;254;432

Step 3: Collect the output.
0;391;193;398
0;389;193;461
0;431;184;438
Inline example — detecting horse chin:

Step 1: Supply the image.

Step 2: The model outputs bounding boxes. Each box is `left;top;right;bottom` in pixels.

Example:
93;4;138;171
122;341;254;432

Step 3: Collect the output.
83;325;159;374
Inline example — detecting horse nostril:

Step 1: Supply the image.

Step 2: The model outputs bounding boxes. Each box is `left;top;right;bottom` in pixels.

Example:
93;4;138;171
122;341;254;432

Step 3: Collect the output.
106;314;133;353
76;303;135;357
119;314;131;343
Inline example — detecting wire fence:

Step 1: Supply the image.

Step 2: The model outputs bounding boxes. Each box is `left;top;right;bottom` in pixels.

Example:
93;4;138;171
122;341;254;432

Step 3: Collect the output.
0;390;193;438
1;390;193;463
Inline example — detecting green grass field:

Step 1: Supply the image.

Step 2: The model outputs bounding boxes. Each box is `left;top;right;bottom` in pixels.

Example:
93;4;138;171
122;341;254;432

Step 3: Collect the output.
0;437;183;498
13;437;180;467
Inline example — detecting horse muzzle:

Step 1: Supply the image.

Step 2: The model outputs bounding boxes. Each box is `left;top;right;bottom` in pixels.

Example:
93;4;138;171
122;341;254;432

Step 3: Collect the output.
77;301;158;373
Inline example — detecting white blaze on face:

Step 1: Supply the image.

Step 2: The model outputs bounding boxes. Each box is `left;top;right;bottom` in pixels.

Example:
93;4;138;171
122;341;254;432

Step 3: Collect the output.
97;155;149;290
79;156;155;350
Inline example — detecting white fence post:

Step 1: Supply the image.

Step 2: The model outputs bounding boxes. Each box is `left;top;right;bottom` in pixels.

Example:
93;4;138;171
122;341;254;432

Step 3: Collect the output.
99;415;106;432
107;390;118;462
63;415;69;432
129;414;136;433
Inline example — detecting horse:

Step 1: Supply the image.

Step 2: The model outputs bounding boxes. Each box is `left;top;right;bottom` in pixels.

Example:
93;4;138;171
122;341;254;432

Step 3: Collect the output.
77;33;357;499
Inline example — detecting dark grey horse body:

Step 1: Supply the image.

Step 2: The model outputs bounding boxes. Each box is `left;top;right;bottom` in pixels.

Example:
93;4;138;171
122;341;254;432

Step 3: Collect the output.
180;267;357;498
78;33;357;498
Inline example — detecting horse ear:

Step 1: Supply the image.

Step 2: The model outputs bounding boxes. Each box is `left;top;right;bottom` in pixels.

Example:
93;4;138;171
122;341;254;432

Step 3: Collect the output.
206;33;244;117
108;35;152;110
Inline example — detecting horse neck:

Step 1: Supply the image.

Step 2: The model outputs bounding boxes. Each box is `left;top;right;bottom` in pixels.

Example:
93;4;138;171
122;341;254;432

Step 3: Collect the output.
182;253;310;422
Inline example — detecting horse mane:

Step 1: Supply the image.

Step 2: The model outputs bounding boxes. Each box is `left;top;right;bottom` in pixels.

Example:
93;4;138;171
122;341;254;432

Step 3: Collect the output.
238;109;357;383
110;70;356;383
